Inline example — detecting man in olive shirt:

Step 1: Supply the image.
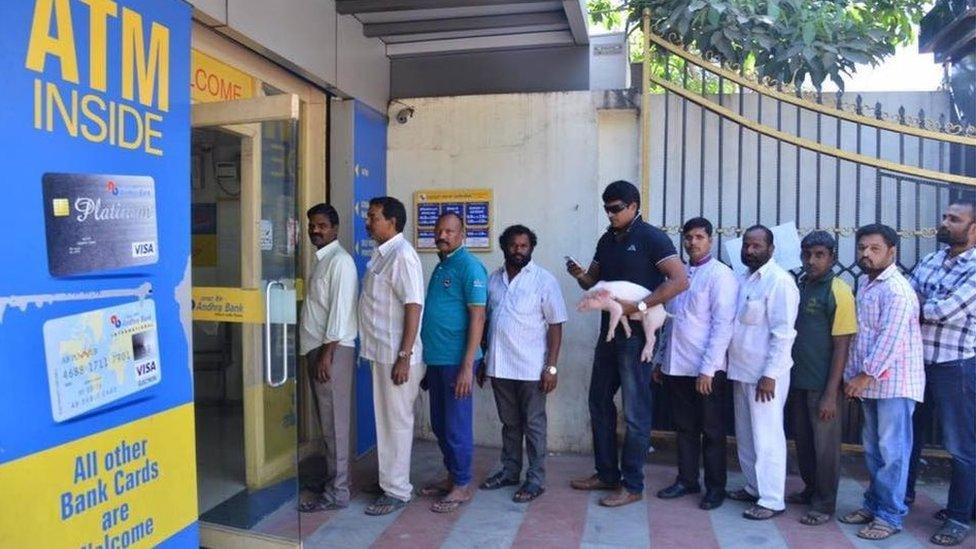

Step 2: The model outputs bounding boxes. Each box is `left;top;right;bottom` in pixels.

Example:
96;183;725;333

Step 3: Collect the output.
787;231;856;525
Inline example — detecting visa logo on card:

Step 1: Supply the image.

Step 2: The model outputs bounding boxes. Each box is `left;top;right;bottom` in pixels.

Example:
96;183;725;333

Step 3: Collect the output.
43;173;159;276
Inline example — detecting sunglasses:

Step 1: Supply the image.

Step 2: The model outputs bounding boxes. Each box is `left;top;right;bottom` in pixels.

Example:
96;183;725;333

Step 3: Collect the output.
603;203;628;214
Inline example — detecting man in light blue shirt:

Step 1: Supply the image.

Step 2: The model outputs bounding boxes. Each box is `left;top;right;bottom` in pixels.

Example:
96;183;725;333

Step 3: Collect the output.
419;212;488;513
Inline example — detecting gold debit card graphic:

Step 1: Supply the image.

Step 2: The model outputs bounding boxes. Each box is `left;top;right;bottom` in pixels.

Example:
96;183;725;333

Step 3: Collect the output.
52;198;69;217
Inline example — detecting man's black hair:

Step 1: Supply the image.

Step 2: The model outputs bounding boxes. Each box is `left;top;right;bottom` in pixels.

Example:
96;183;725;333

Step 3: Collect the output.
499;224;538;249
801;230;836;255
682;217;713;237
856;223;899;248
601;180;641;206
368;196;407;233
436;211;465;228
306;203;339;226
744;224;774;246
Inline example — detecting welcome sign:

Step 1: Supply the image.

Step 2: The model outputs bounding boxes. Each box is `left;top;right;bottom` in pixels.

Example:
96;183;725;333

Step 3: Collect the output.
0;1;195;547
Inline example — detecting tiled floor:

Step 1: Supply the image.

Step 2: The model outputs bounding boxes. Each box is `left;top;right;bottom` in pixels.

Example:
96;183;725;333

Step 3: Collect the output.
203;440;958;549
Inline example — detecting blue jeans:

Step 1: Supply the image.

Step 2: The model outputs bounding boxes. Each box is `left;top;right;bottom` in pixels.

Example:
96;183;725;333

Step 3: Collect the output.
928;357;976;525
589;328;654;494
861;398;915;528
427;364;475;486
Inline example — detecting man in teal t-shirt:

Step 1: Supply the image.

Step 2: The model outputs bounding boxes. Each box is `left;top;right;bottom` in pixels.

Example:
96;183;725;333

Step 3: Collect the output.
420;212;488;513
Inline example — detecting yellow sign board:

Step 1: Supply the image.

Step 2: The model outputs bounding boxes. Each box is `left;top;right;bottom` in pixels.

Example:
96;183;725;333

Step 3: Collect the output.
414;189;493;252
191;49;254;103
192;287;263;323
0;404;197;549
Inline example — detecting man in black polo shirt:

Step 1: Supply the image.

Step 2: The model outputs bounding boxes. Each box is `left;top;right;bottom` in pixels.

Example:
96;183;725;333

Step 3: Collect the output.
567;180;689;507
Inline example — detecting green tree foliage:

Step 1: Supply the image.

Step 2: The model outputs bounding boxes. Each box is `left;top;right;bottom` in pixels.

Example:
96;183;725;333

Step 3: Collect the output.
589;0;927;90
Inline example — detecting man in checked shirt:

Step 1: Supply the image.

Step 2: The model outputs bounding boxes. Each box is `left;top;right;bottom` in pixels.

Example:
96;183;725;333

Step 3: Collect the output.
839;224;925;542
906;198;976;547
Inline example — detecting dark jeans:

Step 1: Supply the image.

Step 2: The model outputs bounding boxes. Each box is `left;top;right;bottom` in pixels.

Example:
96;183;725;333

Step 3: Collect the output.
490;377;547;485
787;388;843;514
589;327;654;494
913;358;976;524
427;364;475;486
665;372;728;492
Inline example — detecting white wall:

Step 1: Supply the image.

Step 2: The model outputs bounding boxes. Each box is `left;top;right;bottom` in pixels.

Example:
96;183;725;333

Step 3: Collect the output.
189;0;390;112
388;92;608;453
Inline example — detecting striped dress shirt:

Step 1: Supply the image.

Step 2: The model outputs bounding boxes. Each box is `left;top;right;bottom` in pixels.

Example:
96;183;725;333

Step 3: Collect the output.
844;264;925;401
485;261;568;381
909;246;976;364
358;233;425;365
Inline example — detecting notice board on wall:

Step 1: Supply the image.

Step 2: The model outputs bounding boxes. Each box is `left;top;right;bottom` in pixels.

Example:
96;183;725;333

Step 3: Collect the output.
414;189;493;252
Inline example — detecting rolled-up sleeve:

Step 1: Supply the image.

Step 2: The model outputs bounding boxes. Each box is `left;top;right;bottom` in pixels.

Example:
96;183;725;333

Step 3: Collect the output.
700;269;737;376
761;276;800;379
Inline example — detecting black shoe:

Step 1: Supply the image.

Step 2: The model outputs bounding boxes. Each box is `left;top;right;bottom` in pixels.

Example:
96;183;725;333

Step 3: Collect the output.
479;471;519;490
699;490;726;510
656;482;701;499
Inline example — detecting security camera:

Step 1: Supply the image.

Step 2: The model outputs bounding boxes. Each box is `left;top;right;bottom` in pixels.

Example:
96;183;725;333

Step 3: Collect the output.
396;107;414;124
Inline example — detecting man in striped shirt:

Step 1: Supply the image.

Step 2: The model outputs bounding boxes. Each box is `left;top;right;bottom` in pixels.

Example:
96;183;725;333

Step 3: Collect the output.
840;224;925;541
358;197;426;517
480;225;567;503
907;198;976;547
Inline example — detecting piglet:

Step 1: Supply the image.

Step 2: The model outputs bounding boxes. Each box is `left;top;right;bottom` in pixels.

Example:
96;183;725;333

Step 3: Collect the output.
577;280;668;363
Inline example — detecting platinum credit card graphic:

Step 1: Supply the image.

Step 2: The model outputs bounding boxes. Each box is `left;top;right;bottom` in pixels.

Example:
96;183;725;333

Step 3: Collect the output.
43;173;159;276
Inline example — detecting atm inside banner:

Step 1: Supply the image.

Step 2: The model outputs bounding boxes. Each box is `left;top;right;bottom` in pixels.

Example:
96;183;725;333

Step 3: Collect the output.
0;1;196;547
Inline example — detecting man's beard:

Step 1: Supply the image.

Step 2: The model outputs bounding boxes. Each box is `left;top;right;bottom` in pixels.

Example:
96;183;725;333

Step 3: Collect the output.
505;252;531;267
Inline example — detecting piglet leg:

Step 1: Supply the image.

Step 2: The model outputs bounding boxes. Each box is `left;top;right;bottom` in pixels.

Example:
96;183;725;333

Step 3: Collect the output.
606;301;629;342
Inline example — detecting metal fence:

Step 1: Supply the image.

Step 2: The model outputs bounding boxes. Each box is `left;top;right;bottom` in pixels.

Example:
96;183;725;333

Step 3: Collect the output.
641;32;976;445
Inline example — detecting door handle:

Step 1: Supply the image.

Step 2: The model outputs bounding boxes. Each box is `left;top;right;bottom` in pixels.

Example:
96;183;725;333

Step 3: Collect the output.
264;280;288;387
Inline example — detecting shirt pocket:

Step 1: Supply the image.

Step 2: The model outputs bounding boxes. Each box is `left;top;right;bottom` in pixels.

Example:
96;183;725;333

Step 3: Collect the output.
510;288;542;317
739;298;765;326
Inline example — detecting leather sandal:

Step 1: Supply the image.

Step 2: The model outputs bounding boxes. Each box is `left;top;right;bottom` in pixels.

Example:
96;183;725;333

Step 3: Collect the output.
931;520;971;546
857;520;900;541
839;508;874;525
743;504;785;520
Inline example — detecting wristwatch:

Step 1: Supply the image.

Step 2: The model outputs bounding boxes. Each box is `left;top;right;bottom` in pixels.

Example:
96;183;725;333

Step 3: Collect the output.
637;301;648;313
545;365;558;375
397;350;412;359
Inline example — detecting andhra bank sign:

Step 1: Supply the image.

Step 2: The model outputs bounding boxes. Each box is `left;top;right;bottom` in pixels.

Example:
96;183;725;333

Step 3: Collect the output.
24;0;174;156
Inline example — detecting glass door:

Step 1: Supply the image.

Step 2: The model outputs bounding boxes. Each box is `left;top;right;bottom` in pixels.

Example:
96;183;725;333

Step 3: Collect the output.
191;95;302;547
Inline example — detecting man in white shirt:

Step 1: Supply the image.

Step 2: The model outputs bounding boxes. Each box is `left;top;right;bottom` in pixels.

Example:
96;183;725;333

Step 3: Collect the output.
358;197;426;516
654;217;737;510
726;225;800;520
298;204;359;512
478;225;567;503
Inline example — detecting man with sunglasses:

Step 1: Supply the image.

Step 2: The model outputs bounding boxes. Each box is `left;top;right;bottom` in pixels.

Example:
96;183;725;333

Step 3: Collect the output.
566;180;689;508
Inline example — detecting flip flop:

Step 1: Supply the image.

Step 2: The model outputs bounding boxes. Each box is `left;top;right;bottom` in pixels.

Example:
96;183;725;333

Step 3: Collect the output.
743;504;785;520
931;520;971;546
364;495;408;516
298;496;344;513
839;508;874;525
799;511;831;526
857;520;900;541
430;498;468;513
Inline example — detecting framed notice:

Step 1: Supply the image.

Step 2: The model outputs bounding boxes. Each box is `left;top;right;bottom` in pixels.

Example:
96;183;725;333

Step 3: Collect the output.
414;189;493;252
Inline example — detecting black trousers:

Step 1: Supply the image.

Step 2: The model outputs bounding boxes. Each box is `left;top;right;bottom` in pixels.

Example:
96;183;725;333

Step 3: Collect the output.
665;371;728;491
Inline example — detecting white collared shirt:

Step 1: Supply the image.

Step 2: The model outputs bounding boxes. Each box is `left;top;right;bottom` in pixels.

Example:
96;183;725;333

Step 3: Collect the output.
727;259;800;383
299;240;359;354
358;233;425;365
659;257;738;377
485;261;568;380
